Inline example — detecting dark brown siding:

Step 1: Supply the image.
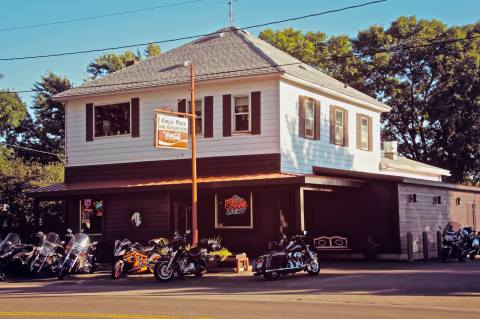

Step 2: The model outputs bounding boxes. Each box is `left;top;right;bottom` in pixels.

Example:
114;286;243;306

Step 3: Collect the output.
298;96;305;138
223;94;231;137
251;91;261;135
86;103;93;142
131;97;140;138
204;96;213;138
65;153;281;183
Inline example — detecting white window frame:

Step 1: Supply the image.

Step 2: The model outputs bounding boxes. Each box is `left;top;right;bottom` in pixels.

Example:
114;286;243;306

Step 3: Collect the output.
334;109;344;145
304;99;315;139
79;199;103;236
187;98;204;137
93;102;132;139
232;94;251;133
360;115;369;151
215;193;254;229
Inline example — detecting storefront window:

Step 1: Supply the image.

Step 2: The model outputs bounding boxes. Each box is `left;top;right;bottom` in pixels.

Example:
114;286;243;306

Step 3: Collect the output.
215;193;253;229
80;198;104;234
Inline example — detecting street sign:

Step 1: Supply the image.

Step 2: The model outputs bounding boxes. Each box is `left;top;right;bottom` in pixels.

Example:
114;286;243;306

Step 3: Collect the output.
155;113;189;150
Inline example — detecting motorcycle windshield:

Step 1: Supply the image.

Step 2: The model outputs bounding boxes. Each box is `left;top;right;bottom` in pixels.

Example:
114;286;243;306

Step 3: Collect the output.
68;233;90;254
40;232;60;255
0;233;21;252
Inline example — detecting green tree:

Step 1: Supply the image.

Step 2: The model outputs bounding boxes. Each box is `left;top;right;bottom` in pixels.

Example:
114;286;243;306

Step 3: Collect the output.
0;91;26;135
145;43;161;58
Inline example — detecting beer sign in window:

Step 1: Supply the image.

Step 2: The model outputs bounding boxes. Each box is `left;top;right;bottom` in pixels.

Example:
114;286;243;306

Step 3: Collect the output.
215;193;253;229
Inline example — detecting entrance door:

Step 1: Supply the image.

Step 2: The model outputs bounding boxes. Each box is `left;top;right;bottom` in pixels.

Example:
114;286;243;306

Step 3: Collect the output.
466;201;476;228
173;202;191;234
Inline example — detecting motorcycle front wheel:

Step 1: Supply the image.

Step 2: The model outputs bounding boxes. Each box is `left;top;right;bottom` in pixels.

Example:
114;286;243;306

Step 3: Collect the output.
148;253;161;273
154;262;174;282
57;267;68;280
307;258;320;276
111;260;124;279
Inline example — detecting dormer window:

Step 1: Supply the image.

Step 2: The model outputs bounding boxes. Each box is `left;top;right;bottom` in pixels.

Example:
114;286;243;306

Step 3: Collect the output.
94;102;130;137
233;95;250;132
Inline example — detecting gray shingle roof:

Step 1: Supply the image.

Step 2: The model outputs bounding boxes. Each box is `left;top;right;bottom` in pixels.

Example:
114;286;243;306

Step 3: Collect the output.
54;27;389;110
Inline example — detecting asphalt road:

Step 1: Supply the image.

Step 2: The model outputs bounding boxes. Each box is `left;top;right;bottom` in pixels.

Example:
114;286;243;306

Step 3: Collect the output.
1;261;479;319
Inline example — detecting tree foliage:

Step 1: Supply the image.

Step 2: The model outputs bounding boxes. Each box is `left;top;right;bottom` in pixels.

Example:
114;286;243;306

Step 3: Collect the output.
260;17;480;184
0;91;26;135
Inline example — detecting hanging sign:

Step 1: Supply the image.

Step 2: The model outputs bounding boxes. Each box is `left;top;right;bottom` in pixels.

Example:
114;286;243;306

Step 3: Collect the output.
155;113;188;150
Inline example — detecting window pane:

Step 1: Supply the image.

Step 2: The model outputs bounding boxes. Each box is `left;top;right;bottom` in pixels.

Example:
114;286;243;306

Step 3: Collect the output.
94;103;130;137
235;114;249;131
305;118;314;137
335;126;344;145
80;198;103;234
235;96;249;113
335;110;343;127
188;100;203;134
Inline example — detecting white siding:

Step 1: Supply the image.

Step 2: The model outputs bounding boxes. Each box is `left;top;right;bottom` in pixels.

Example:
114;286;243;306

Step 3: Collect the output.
65;79;280;167
279;79;381;175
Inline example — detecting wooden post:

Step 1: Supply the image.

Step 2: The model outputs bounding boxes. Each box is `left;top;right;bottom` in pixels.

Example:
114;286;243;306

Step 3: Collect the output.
190;62;198;246
33;198;40;231
407;232;414;262
422;231;429;261
294;187;305;232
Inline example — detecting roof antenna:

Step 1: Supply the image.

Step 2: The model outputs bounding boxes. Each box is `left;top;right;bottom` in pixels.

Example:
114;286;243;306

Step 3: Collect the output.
227;0;236;28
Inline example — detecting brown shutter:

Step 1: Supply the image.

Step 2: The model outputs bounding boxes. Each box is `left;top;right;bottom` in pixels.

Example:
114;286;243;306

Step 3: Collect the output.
251;91;261;135
131;97;140;137
298;96;305;138
343;109;349;147
223;94;232;137
204;96;214;138
314;99;320;140
368;115;373;151
86;103;93;142
178;99;186;113
356;114;361;150
329;106;335;144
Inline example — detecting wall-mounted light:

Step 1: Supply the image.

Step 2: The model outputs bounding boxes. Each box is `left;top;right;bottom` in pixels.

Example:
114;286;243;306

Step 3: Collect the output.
409;194;417;203
434;196;442;205
456;198;461;207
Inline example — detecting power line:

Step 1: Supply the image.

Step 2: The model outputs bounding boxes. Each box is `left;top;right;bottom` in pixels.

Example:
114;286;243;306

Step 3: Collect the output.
0;0;387;62
0;142;64;159
0;0;207;33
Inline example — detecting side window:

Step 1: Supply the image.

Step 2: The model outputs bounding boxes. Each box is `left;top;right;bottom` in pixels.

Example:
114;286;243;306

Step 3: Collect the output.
360;116;369;150
330;105;348;146
356;113;372;151
233;95;250;132
334;109;344;145
188;99;203;135
304;100;315;139
94;103;130;137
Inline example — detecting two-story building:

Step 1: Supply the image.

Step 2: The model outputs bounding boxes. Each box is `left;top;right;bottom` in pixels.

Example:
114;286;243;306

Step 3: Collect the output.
31;27;480;259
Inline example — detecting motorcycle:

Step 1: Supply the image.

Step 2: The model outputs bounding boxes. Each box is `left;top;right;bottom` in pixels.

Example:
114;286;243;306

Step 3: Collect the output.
253;231;320;280
0;233;22;280
58;232;97;280
440;223;479;262
29;232;63;277
153;233;218;282
8;232;46;276
111;238;167;279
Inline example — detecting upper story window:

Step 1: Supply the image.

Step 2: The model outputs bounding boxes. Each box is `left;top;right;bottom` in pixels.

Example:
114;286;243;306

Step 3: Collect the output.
356;113;372;151
304;99;315;138
330;105;348;146
233;95;250;132
94;102;130;137
188;99;203;135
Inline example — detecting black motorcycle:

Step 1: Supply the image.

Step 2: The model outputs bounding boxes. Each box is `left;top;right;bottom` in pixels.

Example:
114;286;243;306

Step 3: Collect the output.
58;232;97;280
0;233;22;280
440;224;479;262
153;233;219;282
29;232;64;277
253;231;320;280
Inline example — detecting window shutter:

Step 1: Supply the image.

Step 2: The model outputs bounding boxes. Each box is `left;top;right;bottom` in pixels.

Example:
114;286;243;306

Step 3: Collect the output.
251;91;261;135
223;94;232;137
178;99;186;113
298;95;305;138
343;109;349;147
368;115;373;151
329;106;335;144
131;97;140;137
204;96;214;138
86;103;93;142
314;99;320;140
356;114;361;150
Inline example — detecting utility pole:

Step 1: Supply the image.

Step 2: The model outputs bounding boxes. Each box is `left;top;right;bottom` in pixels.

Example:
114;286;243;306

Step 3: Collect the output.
189;62;198;246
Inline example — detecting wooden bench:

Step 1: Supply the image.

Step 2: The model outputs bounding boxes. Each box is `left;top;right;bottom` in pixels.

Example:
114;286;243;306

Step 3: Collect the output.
313;236;352;260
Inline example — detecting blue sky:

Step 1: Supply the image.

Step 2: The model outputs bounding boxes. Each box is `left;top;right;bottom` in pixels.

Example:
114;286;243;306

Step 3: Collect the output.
0;0;479;106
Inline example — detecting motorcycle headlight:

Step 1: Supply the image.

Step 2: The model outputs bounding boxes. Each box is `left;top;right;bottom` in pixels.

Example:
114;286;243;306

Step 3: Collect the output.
472;239;480;249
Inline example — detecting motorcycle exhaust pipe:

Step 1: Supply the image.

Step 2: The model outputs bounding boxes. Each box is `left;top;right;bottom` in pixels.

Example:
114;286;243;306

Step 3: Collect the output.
265;266;305;273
